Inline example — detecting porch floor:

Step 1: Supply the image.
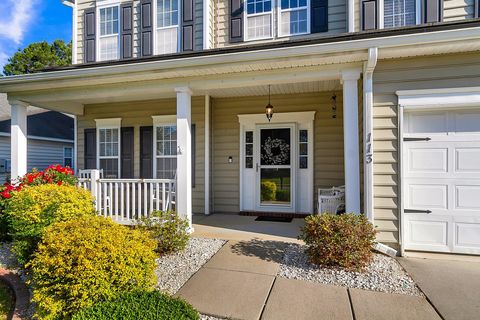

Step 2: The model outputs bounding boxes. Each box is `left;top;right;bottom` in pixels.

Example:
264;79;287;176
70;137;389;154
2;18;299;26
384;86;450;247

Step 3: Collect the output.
192;213;305;243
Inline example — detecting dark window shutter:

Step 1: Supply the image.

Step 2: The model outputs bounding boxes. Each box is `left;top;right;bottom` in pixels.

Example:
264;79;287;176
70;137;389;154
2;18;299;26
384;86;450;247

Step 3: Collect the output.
121;2;134;59
121;127;134;178
84;8;96;63
182;0;195;51
424;0;442;23
84;128;97;169
230;0;244;43
476;0;480;18
141;0;153;56
311;0;328;33
140;126;153;178
361;0;377;30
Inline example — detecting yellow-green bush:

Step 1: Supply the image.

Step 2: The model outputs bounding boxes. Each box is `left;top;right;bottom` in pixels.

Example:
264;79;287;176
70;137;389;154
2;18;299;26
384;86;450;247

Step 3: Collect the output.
28;216;157;320
300;213;377;271
261;181;276;201
5;184;96;265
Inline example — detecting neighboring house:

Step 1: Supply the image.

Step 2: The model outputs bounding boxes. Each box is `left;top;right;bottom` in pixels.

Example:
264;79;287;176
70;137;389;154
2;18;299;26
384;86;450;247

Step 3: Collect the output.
0;94;74;182
0;0;479;256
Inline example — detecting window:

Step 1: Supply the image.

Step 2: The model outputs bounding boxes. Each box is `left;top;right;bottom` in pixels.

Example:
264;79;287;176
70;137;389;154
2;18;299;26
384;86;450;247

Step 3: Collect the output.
384;0;417;28
246;0;273;40
98;6;120;61
245;131;254;168
279;0;309;36
156;0;180;54
299;129;308;169
64;147;73;168
98;128;120;178
155;125;177;179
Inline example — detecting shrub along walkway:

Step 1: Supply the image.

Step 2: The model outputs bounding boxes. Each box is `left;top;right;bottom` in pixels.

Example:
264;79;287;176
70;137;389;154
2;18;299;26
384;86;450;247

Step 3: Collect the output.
176;240;441;320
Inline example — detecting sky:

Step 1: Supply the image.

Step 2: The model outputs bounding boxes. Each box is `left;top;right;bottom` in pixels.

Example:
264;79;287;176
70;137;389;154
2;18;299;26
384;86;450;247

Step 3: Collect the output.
0;0;72;71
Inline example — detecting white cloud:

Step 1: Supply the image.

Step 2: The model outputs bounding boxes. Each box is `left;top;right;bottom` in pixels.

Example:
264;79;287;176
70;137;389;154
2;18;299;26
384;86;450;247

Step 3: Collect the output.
0;0;38;73
0;0;37;44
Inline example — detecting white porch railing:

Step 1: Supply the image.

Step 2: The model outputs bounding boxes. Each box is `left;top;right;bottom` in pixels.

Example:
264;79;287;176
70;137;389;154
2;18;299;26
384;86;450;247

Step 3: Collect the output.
78;171;176;224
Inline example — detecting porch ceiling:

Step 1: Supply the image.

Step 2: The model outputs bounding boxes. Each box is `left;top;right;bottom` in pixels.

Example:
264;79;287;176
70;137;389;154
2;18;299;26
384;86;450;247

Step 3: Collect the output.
207;80;342;98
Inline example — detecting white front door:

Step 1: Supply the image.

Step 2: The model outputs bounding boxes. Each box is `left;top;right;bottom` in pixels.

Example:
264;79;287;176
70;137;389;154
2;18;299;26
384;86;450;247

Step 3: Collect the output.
239;112;315;214
403;109;480;255
255;125;296;212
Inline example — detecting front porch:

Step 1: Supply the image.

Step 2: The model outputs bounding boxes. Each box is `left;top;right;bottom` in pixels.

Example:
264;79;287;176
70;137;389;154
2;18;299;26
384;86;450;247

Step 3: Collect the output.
4;59;368;228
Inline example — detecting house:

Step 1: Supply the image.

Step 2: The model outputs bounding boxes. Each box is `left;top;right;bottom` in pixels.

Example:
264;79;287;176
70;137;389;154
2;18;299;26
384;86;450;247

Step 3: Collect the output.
0;94;74;182
0;0;479;256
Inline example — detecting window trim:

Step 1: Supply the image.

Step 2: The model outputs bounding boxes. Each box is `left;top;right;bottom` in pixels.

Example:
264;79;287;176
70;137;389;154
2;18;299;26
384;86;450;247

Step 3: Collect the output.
380;0;421;29
277;0;311;38
96;2;121;61
244;0;275;41
152;115;177;179
63;146;74;169
153;0;181;55
95;118;121;178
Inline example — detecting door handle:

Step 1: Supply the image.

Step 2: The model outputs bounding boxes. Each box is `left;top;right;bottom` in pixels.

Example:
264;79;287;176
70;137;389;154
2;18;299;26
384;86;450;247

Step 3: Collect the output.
403;137;431;142
404;209;432;214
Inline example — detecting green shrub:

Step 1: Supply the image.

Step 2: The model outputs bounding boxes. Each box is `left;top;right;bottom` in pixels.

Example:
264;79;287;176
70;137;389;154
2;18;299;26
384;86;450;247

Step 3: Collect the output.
5;184;96;265
275;189;290;202
72;290;199;320
137;210;189;255
28;216;157;320
300;213;377;271
261;181;276;201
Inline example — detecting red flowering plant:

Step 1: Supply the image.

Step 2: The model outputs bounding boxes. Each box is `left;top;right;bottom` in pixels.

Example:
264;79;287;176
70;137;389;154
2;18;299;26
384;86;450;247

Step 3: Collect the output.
0;165;77;240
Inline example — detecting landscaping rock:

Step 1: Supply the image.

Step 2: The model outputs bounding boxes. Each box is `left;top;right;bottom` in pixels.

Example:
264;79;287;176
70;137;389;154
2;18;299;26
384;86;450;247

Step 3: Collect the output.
278;243;423;296
156;237;226;295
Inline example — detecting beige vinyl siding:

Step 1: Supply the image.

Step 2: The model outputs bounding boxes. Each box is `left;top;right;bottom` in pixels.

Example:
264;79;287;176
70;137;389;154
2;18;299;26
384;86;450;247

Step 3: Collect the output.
209;0;216;48
0;137;73;183
211;92;346;213
372;52;480;248
76;0;96;64
214;0;346;48
77;97;206;213
443;0;476;21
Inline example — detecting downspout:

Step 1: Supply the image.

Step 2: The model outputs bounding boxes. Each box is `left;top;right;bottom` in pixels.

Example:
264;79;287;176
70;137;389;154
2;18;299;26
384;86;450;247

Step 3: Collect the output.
363;47;378;223
62;0;78;64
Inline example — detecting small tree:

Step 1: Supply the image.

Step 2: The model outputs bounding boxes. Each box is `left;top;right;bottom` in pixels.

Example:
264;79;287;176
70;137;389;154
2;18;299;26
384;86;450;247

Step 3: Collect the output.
2;40;71;76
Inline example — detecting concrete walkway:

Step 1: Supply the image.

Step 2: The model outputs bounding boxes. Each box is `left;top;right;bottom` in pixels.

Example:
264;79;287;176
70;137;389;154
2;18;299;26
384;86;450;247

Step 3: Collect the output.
193;214;304;243
177;240;440;320
399;256;480;320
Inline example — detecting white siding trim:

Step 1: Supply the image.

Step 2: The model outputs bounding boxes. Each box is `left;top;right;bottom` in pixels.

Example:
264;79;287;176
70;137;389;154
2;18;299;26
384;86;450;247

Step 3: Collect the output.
397;87;480;109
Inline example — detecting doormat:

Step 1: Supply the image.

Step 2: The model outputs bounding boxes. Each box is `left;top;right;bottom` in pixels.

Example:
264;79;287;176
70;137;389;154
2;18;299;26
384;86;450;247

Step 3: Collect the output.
255;216;293;223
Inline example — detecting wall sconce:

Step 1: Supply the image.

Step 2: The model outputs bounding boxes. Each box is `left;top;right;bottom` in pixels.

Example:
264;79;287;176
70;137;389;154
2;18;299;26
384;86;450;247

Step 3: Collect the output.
228;156;233;164
331;94;337;119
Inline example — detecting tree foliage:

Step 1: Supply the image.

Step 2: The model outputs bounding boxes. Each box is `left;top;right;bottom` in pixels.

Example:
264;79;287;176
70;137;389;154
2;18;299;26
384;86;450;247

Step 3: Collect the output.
2;40;72;76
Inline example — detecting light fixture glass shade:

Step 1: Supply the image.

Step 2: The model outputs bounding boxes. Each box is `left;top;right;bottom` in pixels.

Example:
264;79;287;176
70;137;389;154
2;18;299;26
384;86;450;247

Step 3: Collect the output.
265;103;274;122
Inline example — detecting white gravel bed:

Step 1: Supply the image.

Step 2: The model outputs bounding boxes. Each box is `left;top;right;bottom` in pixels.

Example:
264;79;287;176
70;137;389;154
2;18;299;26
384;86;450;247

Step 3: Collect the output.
201;314;229;320
279;243;423;296
155;237;226;295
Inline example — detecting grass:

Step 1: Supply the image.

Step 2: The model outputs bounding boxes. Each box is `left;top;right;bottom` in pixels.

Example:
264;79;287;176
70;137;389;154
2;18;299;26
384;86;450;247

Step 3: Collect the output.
0;281;14;320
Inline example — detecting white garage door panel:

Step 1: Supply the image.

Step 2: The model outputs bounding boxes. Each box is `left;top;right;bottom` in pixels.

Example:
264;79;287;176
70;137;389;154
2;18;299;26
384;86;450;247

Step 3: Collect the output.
403;109;480;255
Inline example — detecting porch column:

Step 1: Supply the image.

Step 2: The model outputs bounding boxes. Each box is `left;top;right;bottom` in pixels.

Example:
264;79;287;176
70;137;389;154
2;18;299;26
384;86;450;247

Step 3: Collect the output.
341;69;361;214
175;87;193;229
10;100;28;181
204;95;211;215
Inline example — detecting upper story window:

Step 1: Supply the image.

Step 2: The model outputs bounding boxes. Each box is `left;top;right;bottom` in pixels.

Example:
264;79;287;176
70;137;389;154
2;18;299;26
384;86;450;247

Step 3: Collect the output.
279;0;310;36
246;0;273;40
155;0;180;54
98;6;120;61
384;0;417;28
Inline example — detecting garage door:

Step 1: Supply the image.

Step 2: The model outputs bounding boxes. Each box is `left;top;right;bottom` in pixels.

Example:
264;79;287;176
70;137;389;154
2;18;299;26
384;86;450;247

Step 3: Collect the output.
403;109;480;254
